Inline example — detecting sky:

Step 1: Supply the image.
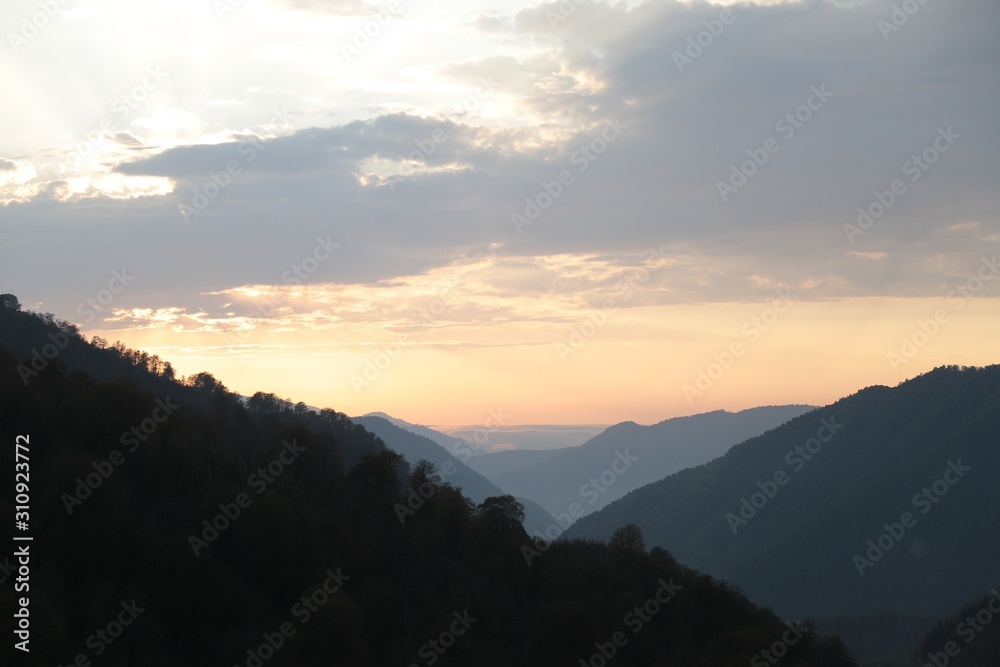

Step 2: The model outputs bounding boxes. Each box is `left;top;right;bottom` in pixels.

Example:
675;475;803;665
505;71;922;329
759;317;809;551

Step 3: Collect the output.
1;0;998;426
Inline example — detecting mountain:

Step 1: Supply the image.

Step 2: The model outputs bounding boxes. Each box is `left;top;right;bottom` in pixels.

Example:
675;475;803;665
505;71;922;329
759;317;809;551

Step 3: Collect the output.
483;405;815;518
362;414;579;480
352;415;555;535
465;447;569;479
361;411;488;457
362;413;576;479
0;297;858;666
441;423;608;452
566;366;1000;656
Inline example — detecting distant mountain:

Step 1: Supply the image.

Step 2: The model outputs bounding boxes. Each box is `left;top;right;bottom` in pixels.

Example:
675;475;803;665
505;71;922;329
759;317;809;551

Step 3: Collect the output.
483;406;815;518
464;447;569;479
365;415;585;479
361;411;488;457
353;415;555;535
567;366;1000;654
439;423;607;452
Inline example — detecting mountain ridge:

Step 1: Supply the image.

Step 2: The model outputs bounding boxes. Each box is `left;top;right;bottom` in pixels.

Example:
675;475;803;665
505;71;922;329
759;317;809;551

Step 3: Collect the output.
352;415;555;535
485;404;817;517
566;365;1000;634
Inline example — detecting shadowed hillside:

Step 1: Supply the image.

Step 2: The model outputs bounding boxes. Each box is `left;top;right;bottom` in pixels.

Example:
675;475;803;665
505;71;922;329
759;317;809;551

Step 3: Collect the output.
567;366;1000;657
353;415;555;535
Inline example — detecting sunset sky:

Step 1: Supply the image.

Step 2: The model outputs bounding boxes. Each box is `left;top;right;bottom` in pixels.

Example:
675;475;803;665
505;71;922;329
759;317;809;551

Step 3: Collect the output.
2;0;998;425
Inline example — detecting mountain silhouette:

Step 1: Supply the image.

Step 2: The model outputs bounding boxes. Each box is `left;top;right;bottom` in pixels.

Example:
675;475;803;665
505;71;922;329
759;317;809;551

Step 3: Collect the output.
567;365;1000;658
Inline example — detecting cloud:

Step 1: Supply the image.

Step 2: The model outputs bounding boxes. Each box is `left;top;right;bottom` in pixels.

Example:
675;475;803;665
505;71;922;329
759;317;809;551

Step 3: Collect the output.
269;0;374;16
112;132;143;146
2;0;998;332
470;12;512;33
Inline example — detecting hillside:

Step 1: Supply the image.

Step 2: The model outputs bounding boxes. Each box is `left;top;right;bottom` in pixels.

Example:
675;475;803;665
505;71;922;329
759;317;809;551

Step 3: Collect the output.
352;415;555;535
361;412;488;457
365;415;575;480
909;590;1000;667
465;447;569;479
567;366;1000;642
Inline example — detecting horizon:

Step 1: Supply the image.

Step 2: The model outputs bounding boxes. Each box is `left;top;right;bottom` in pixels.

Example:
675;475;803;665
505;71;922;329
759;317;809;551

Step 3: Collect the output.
9;294;1000;434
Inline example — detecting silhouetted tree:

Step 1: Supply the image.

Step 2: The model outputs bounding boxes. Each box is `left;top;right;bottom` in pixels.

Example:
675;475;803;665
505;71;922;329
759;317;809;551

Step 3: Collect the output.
609;523;646;553
188;371;226;393
0;293;20;312
476;495;525;535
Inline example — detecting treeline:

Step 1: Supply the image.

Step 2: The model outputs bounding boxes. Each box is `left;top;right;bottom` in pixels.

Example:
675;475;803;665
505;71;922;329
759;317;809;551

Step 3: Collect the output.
912;591;1000;667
